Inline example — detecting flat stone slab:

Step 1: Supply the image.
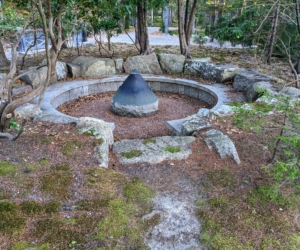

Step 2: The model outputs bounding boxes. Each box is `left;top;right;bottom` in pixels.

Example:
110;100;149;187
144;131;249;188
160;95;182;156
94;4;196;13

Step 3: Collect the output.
181;114;212;135
203;129;240;164
113;136;195;164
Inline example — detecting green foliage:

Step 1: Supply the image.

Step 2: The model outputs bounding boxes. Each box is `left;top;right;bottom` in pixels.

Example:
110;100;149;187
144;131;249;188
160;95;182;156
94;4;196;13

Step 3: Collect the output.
164;146;181;153
193;33;208;45
9;120;20;130
0;202;17;213
0;210;26;235
121;150;143;159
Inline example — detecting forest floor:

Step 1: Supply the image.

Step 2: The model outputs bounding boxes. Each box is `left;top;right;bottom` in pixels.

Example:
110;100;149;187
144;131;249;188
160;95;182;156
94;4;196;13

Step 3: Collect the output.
0;31;300;249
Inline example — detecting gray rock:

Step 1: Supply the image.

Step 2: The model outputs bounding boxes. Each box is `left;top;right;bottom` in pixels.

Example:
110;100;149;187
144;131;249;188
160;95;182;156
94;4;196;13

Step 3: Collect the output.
197;108;210;117
72;56;116;77
157;53;185;74
0;73;7;97
181;114;212;135
203;129;240;164
233;70;276;92
12;85;32;96
67;63;81;78
56;61;68;80
146;193;201;250
113;58;124;73
14;103;42;119
33;113;78;123
281;86;300;99
110;100;158;117
184;58;211;75
123;53;162;74
113;136;195;164
209;104;234;119
20;66;48;88
166;118;185;136
184;58;239;82
76;117;114;145
77;117;114;168
42;59;68;80
246;81;275;101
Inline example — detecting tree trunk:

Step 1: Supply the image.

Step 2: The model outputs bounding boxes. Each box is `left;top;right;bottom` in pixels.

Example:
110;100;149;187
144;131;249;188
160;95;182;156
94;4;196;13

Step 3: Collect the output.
137;1;150;55
169;7;173;27
266;0;280;65
0;39;9;67
163;5;169;35
184;0;190;36
150;9;154;27
134;17;139;45
178;0;189;57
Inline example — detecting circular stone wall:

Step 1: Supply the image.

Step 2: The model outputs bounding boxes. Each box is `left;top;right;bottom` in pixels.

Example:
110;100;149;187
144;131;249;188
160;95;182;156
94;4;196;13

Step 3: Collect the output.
33;75;230;124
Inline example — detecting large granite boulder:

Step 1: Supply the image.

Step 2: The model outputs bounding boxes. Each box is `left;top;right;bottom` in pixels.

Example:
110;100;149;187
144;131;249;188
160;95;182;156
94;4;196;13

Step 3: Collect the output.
72;56;116;77
20;66;48;89
184;58;239;82
123;53;162;74
184;58;211;75
76;117;114;168
157;53;185;74
246;81;276;101
233;70;277;92
0;73;7;97
42;59;68;80
67;63;81;78
113;58;124;73
281;86;300;99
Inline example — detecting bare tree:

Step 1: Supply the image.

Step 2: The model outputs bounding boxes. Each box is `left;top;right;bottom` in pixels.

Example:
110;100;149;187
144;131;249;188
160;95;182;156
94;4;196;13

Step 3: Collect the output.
178;0;198;58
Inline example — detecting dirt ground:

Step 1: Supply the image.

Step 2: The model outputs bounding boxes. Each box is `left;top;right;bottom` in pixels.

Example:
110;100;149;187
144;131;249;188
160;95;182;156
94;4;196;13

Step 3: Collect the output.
0;41;300;249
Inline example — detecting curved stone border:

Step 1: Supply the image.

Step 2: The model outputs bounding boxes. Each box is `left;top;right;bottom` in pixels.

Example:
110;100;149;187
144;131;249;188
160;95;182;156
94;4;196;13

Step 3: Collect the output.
32;75;231;124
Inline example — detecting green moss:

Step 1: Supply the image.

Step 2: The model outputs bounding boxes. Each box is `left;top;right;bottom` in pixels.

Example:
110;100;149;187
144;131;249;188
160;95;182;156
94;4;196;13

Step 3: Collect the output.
164;146;181;153
0;212;26;235
124;177;155;206
62;140;83;156
143;138;156;145
41;171;72;199
208;196;230;208
53;164;70;171
21;200;43;215
288;235;300;250
39;158;50;166
94;137;104;146
44;201;61;214
34;219;86;248
83;128;96;136
0;202;17;213
76;198;109;210
11;242;50;250
121;150;143;159
0;161;16;176
206;168;237;188
23;163;38;173
201;232;244;250
97;199;137;241
41;137;55;144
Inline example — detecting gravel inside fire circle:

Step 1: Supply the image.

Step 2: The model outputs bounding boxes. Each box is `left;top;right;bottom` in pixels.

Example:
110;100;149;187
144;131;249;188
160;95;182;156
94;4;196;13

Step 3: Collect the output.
58;91;211;140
